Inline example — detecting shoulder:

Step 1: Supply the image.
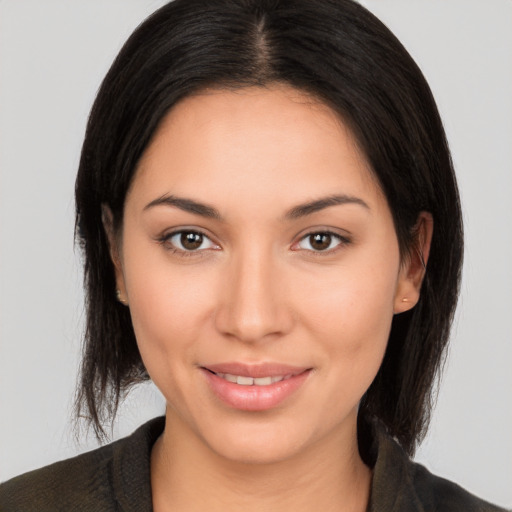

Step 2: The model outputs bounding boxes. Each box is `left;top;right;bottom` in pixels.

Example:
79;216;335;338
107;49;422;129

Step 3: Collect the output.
0;442;116;511
410;460;508;512
370;424;508;512
0;417;164;512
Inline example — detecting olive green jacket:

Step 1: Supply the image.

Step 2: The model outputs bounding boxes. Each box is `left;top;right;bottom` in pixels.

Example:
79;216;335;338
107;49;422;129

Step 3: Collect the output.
0;417;507;511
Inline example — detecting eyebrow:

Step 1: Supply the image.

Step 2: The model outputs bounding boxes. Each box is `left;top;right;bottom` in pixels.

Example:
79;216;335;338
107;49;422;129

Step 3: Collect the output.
144;194;223;219
284;194;370;219
143;193;370;221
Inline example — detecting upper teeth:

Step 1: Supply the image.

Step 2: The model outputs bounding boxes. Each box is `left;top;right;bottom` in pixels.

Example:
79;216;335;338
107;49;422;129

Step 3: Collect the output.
216;373;292;386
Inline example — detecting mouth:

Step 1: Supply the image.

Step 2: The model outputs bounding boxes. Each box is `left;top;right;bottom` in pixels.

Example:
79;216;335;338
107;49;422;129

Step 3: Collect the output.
200;363;312;411
207;372;295;386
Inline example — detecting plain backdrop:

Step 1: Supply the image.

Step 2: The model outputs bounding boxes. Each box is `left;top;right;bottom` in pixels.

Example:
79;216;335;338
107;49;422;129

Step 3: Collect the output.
0;0;511;507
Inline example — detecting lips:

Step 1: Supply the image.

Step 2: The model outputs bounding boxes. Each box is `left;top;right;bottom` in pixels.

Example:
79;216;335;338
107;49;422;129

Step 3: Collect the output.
203;362;308;378
213;373;292;386
201;363;311;411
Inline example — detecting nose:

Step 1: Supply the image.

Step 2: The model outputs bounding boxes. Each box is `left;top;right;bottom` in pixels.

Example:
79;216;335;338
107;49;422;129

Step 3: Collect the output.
214;247;293;344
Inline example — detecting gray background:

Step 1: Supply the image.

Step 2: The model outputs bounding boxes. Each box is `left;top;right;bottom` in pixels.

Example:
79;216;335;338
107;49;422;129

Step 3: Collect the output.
0;0;511;507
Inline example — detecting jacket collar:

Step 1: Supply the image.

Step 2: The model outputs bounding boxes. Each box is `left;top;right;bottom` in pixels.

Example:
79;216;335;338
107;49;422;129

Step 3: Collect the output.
368;424;424;512
113;416;165;512
111;416;425;512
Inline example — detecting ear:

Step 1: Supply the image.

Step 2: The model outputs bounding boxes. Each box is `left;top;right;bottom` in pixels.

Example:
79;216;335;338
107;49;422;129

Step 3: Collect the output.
101;204;128;305
393;211;433;314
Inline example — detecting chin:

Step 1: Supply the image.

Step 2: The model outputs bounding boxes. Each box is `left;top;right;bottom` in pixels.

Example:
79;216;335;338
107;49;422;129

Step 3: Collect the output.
203;416;357;467
208;432;305;465
194;412;327;466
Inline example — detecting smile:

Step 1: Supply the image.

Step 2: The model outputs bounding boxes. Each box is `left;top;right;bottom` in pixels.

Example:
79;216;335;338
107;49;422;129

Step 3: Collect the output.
201;363;312;411
214;373;293;386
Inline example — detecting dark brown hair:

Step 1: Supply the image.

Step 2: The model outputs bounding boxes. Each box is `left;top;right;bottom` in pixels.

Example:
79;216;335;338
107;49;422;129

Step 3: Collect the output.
74;0;463;458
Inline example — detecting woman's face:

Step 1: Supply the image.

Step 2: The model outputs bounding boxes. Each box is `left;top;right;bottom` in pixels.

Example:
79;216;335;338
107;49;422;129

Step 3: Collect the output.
112;86;419;464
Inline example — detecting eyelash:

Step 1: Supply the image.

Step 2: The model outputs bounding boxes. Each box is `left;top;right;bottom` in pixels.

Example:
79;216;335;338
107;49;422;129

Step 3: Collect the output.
157;229;351;258
295;230;352;257
157;229;217;258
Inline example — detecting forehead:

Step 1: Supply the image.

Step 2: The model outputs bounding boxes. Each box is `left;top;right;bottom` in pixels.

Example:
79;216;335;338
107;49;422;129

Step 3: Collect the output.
129;85;384;214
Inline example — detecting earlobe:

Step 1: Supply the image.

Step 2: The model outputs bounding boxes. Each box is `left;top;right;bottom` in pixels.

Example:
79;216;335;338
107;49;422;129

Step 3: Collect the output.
393;211;433;314
101;204;127;303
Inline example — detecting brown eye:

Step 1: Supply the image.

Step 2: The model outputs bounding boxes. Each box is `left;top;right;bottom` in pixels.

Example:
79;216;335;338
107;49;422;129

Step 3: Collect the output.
181;232;203;250
309;233;332;251
165;230;217;253
295;231;349;254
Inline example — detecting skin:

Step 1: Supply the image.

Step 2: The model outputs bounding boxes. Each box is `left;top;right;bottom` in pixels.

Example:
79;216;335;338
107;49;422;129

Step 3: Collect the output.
106;85;432;512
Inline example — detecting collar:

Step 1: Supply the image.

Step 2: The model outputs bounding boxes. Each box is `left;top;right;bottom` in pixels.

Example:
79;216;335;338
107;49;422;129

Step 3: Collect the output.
367;423;424;512
112;416;165;512
111;416;425;512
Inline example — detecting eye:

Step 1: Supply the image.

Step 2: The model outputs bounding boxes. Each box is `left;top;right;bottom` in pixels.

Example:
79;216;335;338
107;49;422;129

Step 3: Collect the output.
295;231;350;253
161;230;219;254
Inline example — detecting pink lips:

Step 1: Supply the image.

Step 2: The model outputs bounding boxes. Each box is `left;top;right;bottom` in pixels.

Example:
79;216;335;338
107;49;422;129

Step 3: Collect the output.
201;362;311;411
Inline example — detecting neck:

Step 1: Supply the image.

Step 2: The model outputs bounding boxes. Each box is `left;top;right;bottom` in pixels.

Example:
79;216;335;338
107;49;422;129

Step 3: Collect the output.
151;409;372;512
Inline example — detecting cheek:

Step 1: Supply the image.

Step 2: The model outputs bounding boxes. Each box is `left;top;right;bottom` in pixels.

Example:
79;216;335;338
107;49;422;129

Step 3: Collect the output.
295;250;399;392
121;242;218;381
299;258;398;342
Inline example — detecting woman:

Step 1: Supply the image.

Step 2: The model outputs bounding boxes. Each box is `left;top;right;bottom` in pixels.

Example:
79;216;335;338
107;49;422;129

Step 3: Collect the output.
0;0;507;510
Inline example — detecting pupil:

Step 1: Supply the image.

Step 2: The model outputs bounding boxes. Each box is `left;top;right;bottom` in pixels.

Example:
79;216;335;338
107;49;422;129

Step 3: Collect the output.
181;232;202;250
311;233;331;251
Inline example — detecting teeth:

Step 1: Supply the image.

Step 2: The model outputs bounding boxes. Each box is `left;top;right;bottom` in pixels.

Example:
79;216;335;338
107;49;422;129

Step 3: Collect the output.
254;376;272;386
236;376;254;386
217;373;291;386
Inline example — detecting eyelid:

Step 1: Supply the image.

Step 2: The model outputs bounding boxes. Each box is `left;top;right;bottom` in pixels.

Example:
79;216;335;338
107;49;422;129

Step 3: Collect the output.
156;226;352;257
158;228;220;255
291;229;352;255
